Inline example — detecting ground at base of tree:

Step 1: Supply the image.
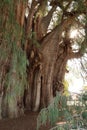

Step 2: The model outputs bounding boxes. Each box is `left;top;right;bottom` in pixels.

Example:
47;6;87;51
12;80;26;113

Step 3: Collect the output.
0;111;50;130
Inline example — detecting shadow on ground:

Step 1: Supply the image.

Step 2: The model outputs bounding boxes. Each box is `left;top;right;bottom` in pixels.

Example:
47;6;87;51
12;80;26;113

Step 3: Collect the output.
0;111;51;130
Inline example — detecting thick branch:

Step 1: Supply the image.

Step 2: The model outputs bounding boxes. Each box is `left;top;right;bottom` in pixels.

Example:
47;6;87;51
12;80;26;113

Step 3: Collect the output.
15;1;27;47
50;0;63;9
26;1;38;36
41;5;57;35
64;11;87;17
68;50;83;59
30;0;48;41
16;1;26;26
37;0;48;13
41;15;76;49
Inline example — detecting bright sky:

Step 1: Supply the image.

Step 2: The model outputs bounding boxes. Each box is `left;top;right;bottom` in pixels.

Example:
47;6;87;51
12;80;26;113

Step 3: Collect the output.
67;74;83;93
70;29;78;39
65;28;86;94
65;60;84;93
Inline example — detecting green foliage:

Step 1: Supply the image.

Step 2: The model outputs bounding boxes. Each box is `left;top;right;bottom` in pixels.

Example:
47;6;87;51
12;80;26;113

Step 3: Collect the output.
37;92;72;130
5;43;28;97
63;80;69;96
77;0;86;12
82;111;87;120
37;91;87;130
0;0;28;107
82;92;87;101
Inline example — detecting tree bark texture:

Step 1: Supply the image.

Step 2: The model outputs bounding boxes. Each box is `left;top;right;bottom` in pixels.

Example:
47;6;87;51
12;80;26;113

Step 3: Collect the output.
0;0;85;118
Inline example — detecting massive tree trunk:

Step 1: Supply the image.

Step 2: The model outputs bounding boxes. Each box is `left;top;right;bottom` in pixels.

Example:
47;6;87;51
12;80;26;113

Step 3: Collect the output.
0;0;27;118
25;23;78;111
0;0;85;118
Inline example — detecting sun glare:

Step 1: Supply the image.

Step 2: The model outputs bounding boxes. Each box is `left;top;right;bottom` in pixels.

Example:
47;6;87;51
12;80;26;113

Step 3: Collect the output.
65;60;84;94
68;78;83;93
70;29;78;39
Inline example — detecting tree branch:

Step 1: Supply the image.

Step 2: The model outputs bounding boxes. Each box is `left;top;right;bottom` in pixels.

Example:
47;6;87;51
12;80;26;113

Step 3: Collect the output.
42;15;76;42
41;15;76;50
41;5;57;35
64;11;87;17
16;1;26;26
50;0;63;9
26;1;38;36
68;50;83;59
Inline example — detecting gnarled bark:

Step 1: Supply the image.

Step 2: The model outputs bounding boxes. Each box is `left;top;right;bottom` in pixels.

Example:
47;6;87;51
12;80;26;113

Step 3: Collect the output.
0;0;85;118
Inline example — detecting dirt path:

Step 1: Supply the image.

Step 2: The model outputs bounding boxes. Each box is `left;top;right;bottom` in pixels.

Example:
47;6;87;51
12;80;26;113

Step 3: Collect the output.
0;111;51;130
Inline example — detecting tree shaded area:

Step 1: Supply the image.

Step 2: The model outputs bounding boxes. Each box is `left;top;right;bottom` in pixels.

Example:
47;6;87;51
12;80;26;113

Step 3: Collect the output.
0;0;87;118
0;111;51;130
